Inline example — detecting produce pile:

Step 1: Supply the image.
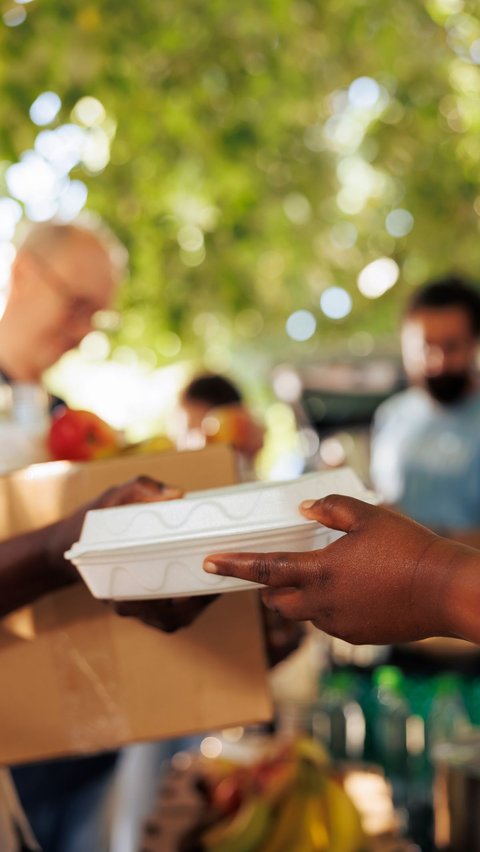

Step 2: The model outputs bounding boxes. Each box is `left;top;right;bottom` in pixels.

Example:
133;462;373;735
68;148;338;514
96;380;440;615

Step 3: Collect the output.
47;408;173;461
47;404;251;462
141;738;369;852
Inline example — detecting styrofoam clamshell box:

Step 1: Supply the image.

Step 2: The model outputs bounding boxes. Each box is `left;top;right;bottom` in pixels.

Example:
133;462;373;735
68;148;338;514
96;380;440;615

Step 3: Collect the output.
65;467;377;600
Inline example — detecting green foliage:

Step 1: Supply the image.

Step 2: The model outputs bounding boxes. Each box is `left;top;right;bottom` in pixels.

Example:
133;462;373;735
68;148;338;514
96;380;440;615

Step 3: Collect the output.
1;0;480;360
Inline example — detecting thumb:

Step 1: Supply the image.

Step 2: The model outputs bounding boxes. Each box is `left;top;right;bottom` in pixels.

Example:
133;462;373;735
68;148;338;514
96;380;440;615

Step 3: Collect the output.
300;493;372;532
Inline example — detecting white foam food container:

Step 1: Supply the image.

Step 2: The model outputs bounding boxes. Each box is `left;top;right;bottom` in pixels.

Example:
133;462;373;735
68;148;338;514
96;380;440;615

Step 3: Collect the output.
65;467;378;600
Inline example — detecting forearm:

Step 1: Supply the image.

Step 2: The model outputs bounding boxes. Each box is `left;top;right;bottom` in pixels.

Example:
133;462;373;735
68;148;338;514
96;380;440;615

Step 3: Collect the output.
448;529;480;550
444;545;480;645
0;522;78;619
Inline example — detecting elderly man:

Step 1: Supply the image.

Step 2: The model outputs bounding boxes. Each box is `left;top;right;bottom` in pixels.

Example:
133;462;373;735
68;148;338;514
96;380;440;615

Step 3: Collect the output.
0;221;124;852
0;222;122;473
0;222;119;383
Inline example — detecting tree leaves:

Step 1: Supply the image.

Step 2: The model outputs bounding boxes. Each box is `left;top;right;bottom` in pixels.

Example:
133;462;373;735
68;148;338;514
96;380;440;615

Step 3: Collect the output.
1;0;480;357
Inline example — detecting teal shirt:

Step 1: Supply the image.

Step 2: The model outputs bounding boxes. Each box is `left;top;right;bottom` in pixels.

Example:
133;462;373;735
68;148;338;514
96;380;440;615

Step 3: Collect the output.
371;387;480;532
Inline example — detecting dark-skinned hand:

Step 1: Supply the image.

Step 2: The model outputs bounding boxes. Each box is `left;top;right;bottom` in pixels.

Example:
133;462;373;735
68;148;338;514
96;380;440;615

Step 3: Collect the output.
48;475;217;633
203;495;480;646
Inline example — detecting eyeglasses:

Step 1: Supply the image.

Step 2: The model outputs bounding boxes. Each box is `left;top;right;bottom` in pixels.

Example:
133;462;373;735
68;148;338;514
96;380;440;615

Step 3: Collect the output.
29;251;106;323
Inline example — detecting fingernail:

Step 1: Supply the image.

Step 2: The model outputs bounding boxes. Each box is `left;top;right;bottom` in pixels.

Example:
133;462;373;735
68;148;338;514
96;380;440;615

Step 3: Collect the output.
162;487;182;497
203;560;218;574
301;499;316;510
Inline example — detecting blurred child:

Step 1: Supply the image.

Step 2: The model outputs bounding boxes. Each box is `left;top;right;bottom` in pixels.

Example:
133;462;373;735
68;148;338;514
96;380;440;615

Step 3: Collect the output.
177;373;264;479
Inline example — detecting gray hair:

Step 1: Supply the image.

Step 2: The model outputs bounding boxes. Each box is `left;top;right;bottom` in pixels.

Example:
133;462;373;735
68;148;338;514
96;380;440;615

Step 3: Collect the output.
16;217;128;283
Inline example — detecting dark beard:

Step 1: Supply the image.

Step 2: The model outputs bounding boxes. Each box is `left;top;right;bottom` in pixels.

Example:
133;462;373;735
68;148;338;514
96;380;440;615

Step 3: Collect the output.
425;371;470;405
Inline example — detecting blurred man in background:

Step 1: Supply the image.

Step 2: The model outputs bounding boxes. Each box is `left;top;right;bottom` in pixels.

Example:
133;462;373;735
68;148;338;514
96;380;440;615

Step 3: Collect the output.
371;277;480;547
1;221;125;852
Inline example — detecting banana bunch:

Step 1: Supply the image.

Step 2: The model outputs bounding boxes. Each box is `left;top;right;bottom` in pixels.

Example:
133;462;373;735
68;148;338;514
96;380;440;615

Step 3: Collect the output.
201;738;368;852
120;434;174;455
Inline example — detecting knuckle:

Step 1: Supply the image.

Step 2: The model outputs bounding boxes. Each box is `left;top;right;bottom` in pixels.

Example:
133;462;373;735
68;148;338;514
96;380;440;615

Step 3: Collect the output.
251;556;272;585
312;606;336;628
309;561;332;591
269;555;290;576
137;474;161;488
321;493;343;515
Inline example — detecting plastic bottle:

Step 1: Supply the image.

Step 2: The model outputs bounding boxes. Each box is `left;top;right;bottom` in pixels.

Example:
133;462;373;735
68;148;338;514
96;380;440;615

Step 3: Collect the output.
427;674;470;754
406;676;432;782
465;677;480;726
372;666;410;804
312;671;365;761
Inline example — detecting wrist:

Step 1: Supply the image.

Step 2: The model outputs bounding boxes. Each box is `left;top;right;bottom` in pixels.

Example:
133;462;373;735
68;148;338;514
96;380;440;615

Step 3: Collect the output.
43;520;78;589
412;535;461;639
443;543;480;644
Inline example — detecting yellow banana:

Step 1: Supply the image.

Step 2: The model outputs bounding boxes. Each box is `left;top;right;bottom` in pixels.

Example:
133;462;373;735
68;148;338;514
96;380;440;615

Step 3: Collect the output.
294;737;330;770
202;797;271;852
261;788;306;852
121;435;174;455
201;739;366;852
260;758;329;852
323;777;367;852
304;793;329;850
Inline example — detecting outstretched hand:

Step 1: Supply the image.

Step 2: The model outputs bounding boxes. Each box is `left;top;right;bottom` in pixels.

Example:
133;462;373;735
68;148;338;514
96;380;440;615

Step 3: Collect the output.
50;476;218;633
203;495;473;645
47;475;182;573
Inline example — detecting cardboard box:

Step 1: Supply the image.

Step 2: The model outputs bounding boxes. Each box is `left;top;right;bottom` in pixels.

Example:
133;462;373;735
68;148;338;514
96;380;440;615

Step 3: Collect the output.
0;445;272;765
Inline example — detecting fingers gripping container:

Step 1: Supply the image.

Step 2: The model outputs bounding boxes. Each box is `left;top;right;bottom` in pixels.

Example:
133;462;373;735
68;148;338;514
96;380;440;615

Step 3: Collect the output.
65;468;377;601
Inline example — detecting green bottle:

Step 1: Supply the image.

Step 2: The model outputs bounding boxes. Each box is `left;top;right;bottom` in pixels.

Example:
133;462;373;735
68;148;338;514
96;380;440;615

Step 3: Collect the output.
313;671;365;761
372;666;410;804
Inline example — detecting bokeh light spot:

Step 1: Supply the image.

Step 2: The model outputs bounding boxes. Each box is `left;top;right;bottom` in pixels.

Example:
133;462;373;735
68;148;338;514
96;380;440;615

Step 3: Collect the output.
272;366;302;403
6;151;61;205
72;96;106;127
357;258;399;299
320;286;352;320
79;331;111;361
0;242;16;288
286;310;316;341
385;208;414;238
177;224;204;252
57;180;88;221
283;193;311;225
348;77;380;109
471;39;480;65
82;127;110;173
3;7;27;26
0;198;22;240
30;92;61;126
157;332;182;359
320;436;347;467
200;737;223;759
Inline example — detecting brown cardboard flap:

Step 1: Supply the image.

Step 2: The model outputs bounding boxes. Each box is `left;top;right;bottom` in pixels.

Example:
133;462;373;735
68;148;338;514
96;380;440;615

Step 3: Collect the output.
0;446;271;764
0;444;238;535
